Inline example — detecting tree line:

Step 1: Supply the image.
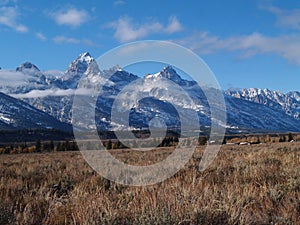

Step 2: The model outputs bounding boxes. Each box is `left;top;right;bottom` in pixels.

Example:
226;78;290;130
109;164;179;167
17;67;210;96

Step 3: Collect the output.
1;133;296;154
0;140;79;154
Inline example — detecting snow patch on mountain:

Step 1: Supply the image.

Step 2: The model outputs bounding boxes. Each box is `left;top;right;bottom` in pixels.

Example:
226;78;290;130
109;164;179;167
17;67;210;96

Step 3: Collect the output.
16;62;40;72
0;92;71;131
0;52;299;133
66;52;94;74
225;88;300;120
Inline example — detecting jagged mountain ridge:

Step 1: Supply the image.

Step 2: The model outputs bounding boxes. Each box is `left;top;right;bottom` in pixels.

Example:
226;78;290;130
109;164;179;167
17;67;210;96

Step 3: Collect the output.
0;92;71;131
0;52;299;133
226;88;300;120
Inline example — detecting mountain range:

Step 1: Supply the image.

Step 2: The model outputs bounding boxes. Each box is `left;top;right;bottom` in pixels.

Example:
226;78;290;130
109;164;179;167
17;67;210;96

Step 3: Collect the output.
0;52;299;138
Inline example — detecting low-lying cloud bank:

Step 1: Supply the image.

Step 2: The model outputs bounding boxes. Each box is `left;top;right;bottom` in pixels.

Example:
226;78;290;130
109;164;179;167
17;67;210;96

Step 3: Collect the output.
10;88;95;99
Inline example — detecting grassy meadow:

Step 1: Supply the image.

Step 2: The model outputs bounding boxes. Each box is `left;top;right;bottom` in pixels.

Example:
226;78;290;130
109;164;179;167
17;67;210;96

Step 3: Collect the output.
0;142;299;224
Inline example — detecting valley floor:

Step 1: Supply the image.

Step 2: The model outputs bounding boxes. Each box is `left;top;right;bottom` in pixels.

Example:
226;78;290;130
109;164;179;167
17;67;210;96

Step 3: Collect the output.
0;143;299;224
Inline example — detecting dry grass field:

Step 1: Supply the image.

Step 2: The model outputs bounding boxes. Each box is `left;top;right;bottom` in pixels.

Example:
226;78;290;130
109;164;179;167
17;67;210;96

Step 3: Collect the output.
0;142;299;224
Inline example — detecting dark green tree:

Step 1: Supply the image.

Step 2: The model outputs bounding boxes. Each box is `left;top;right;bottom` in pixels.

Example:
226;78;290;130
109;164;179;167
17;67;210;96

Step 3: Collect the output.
43;142;52;152
106;140;112;150
50;140;55;151
69;141;78;151
65;140;70;150
56;142;64;151
36;139;41;152
279;135;286;142
198;136;208;145
288;133;294;142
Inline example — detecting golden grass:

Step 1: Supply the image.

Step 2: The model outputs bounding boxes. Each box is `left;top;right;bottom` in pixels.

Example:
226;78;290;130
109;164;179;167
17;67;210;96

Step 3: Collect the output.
0;142;299;224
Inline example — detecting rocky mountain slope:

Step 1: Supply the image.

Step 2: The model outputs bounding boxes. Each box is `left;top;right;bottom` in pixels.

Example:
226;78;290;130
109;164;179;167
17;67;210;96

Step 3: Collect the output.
0;92;71;131
0;52;299;134
226;88;300;120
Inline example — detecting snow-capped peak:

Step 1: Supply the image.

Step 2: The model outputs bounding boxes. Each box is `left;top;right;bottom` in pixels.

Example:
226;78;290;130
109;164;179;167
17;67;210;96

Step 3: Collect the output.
78;52;93;63
111;64;123;72
226;87;300;120
101;64;124;78
159;65;182;83
144;65;192;86
288;91;300;101
162;65;176;73
16;62;40;72
66;52;95;74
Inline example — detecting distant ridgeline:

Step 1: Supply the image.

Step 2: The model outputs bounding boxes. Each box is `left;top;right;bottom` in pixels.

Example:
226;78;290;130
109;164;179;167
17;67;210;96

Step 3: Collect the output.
0;52;300;147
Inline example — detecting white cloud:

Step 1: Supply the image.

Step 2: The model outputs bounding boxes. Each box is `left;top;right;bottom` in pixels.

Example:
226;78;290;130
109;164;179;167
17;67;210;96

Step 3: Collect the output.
36;32;46;41
11;89;75;98
114;0;125;6
109;16;183;43
15;25;27;32
0;0;9;5
264;6;300;30
11;88;94;99
0;0;17;6
53;35;80;44
82;39;96;46
50;8;89;27
110;16;162;42
0;70;93;98
177;5;300;65
177;32;300;65
0;70;28;87
0;6;28;32
53;35;96;46
165;16;183;33
116;42;153;56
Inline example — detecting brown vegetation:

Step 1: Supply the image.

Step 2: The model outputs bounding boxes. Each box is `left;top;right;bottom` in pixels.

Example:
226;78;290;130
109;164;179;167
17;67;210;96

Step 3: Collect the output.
0;142;299;224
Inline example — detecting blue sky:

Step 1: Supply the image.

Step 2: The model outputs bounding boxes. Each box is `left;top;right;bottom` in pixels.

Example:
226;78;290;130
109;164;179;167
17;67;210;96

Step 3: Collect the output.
0;0;300;92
